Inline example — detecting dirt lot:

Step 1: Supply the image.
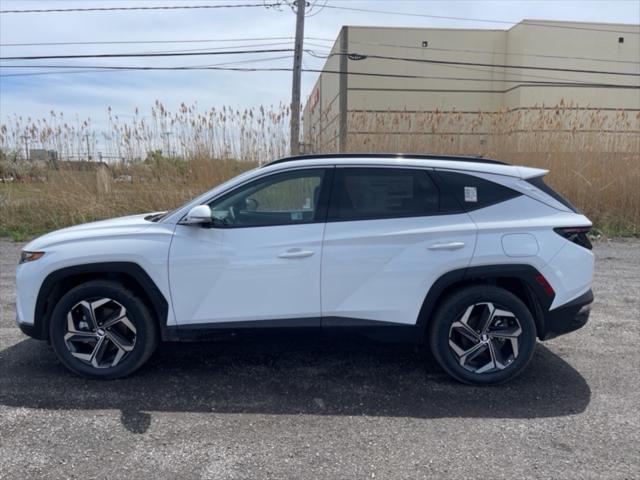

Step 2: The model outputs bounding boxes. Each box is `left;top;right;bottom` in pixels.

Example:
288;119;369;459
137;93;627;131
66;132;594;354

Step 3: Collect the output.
0;238;638;479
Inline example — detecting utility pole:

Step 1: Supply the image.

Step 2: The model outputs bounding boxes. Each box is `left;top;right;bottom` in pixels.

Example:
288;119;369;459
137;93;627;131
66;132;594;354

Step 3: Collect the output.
289;0;306;156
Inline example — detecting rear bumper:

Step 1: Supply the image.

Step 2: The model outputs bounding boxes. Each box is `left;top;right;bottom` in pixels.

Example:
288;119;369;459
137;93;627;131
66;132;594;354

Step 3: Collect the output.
541;289;593;340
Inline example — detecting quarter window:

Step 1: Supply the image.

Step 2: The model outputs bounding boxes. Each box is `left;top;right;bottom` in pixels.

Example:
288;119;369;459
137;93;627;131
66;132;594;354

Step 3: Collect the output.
209;169;326;227
435;171;522;211
328;168;439;221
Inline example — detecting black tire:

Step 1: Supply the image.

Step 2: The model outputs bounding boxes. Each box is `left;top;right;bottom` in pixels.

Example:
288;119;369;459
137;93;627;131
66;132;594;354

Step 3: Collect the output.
49;280;158;379
428;285;537;385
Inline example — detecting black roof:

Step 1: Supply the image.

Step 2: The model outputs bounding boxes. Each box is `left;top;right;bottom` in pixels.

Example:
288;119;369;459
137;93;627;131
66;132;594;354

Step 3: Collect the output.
263;153;508;167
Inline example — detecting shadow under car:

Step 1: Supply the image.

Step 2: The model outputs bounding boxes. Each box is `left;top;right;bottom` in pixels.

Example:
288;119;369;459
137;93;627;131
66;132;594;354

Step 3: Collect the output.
0;334;591;433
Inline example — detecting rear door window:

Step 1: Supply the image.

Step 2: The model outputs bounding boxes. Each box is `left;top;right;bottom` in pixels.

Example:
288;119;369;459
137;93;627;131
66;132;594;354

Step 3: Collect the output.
328;168;439;221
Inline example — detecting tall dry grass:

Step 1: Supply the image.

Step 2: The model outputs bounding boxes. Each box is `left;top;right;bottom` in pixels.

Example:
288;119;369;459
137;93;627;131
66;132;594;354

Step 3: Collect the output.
1;101;639;238
346;104;640;234
0;102;286;238
0;157;257;239
1;101;290;164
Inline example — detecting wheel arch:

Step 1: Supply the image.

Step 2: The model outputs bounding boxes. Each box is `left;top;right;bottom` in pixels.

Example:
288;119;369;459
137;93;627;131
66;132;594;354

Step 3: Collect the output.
33;262;168;341
416;264;553;341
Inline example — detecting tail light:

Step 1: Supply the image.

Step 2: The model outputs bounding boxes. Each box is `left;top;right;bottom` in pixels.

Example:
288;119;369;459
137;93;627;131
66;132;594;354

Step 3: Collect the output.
554;226;592;250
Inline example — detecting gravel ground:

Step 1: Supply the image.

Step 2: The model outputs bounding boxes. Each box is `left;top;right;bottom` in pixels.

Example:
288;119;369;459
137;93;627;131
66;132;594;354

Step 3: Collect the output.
0;238;639;479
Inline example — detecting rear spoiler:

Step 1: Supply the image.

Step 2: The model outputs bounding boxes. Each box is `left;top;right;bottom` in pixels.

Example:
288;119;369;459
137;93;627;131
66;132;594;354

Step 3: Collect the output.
516;166;549;179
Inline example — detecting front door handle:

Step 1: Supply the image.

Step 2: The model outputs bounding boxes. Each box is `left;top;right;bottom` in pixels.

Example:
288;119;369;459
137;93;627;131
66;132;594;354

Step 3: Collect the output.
278;248;315;259
428;241;466;251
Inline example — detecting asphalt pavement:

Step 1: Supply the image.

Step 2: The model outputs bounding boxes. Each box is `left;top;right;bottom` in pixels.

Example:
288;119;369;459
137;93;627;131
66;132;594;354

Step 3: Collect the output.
1;238;638;479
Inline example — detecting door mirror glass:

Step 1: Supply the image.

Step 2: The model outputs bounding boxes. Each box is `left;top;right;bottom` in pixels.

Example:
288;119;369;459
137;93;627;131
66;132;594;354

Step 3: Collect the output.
183;205;212;225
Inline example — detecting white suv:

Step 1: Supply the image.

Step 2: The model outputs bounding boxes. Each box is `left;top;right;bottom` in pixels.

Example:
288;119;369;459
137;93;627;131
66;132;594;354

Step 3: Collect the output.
15;154;594;384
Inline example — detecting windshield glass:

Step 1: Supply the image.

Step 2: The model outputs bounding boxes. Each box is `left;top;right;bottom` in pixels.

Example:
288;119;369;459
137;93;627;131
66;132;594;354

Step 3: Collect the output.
156;166;260;222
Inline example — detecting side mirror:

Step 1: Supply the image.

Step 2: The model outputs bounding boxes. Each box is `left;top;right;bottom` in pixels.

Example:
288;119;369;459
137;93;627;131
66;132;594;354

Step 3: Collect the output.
182;205;212;225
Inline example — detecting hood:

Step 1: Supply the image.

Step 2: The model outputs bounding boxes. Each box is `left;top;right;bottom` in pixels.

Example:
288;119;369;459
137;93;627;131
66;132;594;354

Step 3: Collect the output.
24;213;159;251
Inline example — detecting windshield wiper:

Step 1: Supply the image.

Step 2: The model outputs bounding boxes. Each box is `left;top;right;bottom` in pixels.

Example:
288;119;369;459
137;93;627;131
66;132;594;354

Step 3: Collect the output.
144;212;167;222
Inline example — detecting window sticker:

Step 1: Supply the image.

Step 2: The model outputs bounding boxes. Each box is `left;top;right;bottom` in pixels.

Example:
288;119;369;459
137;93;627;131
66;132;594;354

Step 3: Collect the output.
464;186;478;203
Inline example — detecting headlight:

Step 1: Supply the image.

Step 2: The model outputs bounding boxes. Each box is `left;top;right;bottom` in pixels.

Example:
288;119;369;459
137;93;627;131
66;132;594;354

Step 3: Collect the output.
19;251;45;264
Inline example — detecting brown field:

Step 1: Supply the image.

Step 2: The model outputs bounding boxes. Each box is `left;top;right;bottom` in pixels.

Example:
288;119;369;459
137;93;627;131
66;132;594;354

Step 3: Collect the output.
1;102;639;239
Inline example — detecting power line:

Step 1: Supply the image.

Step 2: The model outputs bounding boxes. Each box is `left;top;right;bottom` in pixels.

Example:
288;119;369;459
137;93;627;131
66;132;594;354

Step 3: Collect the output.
0;58;628;90
0;54;294;77
304;43;639;85
327;52;640;78
0;3;280;14
0;36;325;47
0;48;294;61
4;34;637;68
3;1;637;36
331;38;640;66
119;41;308;56
1;69;629;89
4;30;635;69
2;63;638;90
0;0;247;1
322;5;640;34
3;48;638;78
305;49;610;86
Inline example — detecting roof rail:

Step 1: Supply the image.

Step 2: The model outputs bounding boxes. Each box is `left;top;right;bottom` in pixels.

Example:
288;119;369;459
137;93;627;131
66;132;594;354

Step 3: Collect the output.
263;153;509;167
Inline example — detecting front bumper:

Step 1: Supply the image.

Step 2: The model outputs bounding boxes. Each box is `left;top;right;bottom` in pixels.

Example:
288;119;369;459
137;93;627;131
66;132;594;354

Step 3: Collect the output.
16;316;40;339
16;301;46;340
541;289;593;340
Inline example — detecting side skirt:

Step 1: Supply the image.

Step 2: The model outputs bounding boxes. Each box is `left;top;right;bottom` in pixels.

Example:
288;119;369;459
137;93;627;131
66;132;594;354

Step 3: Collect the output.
162;317;420;343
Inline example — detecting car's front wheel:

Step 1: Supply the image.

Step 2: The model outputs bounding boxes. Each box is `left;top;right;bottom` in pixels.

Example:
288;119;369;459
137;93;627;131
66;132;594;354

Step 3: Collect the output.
49;280;158;379
429;285;537;385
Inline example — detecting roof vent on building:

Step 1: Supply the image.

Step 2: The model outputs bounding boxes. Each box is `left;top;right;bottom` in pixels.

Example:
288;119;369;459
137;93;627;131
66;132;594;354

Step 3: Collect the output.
421;41;429;47
618;36;624;44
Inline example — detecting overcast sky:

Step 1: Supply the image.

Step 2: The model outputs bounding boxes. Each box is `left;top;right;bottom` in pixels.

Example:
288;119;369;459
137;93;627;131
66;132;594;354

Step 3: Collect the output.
1;0;639;126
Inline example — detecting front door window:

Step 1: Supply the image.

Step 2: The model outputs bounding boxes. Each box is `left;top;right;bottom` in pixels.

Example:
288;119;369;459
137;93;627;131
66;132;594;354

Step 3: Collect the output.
210;169;326;227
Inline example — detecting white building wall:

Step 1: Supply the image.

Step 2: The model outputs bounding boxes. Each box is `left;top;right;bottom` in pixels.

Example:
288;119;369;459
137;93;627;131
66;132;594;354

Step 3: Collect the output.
303;20;640;154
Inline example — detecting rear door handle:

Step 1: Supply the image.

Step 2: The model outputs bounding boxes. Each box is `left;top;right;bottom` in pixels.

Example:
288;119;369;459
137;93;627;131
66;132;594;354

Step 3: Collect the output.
278;248;315;259
428;241;466;251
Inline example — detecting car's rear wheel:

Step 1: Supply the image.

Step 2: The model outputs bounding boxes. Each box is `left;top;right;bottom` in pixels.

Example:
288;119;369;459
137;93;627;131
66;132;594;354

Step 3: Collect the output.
49;280;158;379
429;285;537;385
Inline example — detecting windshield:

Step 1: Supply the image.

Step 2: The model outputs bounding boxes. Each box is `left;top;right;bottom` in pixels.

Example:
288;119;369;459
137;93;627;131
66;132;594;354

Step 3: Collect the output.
154;166;260;223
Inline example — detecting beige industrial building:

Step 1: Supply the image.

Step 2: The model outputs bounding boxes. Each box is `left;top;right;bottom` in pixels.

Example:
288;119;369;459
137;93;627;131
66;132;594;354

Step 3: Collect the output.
302;20;640;155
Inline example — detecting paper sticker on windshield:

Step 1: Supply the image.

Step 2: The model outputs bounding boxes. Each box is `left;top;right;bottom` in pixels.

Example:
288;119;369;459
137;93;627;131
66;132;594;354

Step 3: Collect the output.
464;186;478;203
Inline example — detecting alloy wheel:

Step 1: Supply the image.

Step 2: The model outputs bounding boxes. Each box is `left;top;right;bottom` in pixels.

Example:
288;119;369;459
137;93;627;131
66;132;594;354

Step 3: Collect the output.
448;302;522;374
63;298;137;369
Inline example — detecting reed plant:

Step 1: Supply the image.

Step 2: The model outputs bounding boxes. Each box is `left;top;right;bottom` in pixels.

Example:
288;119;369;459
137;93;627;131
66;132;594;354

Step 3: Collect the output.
1;101;638;239
347;104;639;235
